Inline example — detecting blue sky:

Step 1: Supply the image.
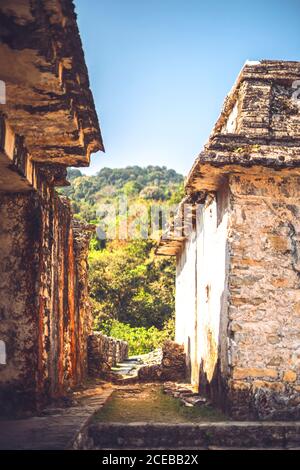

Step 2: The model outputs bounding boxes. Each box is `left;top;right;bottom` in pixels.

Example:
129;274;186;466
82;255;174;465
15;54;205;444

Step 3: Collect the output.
75;0;300;176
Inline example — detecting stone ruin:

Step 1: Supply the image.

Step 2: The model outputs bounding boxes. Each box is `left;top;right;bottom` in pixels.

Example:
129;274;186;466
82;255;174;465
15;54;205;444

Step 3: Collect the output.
1;3;299;425
88;332;129;377
0;0;104;415
138;341;186;382
157;61;300;420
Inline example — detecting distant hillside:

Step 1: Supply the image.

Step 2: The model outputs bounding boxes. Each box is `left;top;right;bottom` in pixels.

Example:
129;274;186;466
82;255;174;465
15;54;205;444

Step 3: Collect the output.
61;166;184;223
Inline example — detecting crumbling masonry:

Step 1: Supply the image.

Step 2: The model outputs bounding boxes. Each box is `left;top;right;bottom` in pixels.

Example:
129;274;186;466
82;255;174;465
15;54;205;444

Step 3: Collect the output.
0;0;103;414
157;61;300;420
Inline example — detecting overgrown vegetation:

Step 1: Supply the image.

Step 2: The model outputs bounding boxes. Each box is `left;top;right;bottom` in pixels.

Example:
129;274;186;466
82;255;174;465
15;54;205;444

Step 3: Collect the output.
64;166;184;223
98;318;175;355
89;240;175;329
61;166;184;353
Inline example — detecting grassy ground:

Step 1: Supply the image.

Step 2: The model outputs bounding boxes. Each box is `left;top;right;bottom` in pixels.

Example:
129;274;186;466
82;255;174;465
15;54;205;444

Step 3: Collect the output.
94;384;226;423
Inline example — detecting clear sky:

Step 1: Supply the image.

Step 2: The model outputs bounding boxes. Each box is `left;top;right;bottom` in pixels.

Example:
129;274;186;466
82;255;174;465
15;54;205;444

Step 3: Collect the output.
75;0;300;176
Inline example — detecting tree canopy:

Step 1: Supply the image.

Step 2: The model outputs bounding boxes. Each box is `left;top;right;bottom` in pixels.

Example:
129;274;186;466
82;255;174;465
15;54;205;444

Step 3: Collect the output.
60;166;184;349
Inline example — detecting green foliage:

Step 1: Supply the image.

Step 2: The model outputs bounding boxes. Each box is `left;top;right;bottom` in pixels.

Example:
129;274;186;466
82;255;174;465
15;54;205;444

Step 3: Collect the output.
140;185;167;200
61;166;183;344
61;165;184;223
95;318;174;355
67;168;83;181
89;239;175;329
123;181;142;196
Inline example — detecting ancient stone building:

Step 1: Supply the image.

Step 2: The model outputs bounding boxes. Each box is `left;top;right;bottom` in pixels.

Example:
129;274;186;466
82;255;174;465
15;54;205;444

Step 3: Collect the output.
0;0;103;414
157;61;300;420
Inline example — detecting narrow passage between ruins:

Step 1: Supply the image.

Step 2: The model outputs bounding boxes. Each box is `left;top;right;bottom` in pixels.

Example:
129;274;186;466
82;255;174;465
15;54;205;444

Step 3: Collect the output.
1;0;300;452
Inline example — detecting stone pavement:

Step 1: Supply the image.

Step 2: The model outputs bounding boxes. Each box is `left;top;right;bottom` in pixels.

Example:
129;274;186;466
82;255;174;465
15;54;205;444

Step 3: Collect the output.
0;383;113;450
112;356;144;377
111;350;163;380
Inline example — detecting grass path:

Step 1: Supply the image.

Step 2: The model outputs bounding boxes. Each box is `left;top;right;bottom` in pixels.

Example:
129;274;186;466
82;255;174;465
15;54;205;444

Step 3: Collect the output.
94;383;226;424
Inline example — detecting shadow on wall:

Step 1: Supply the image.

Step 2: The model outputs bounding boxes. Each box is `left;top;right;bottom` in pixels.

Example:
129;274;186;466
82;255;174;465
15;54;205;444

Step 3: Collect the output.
196;277;256;420
197;287;300;421
186;336;192;380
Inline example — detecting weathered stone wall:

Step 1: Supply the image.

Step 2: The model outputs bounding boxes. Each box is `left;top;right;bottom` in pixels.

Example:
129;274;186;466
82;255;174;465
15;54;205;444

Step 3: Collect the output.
88;332;128;377
0;192;39;413
174;178;300;419
35;183;93;404
73;220;95;384
0;128;94;413
158;61;300;420
138;341;186;382
0;181;94;414
0;0;103;415
227;174;300;419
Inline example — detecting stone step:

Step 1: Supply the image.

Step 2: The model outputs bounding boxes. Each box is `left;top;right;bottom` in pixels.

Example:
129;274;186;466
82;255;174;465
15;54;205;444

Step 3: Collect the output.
77;422;300;450
0;386;114;450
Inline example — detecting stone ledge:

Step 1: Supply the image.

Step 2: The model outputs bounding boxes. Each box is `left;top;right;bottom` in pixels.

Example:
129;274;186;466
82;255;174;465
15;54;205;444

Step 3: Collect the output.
81;421;300;450
0;384;114;450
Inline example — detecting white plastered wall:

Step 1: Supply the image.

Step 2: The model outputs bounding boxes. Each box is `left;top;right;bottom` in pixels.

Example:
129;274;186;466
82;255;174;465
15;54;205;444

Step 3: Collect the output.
175;192;229;390
175;228;197;380
196;194;229;389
